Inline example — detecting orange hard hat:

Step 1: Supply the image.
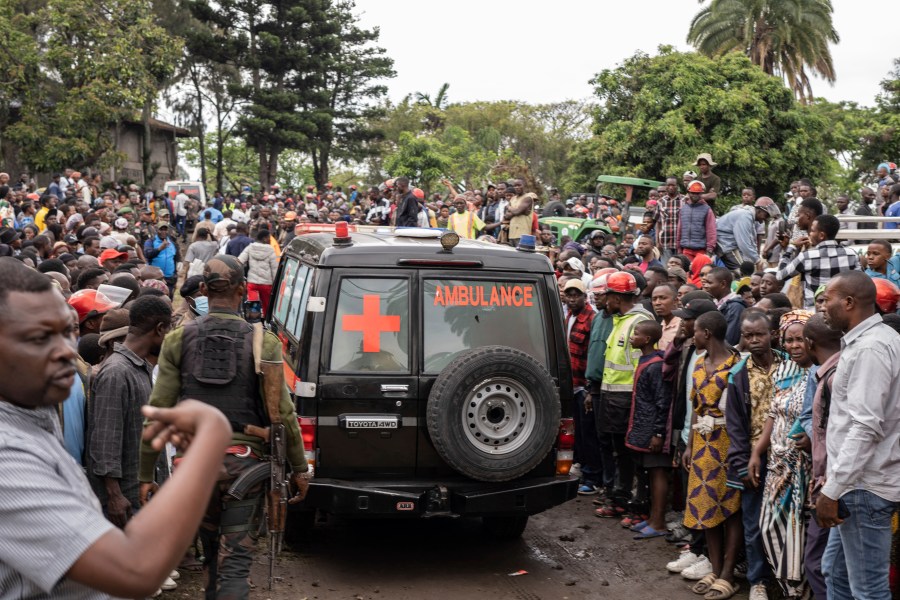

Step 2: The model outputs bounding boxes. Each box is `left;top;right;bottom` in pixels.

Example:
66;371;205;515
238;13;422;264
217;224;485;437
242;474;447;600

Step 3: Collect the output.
68;289;117;323
687;181;707;194
605;271;639;295
873;278;900;314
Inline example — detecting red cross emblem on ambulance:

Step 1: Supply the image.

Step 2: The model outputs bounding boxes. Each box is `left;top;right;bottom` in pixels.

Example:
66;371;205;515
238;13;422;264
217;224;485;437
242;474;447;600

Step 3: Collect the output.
341;295;400;353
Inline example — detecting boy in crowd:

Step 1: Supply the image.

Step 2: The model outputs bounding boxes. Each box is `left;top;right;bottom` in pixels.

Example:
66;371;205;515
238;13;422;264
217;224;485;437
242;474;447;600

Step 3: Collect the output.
624;320;671;539
725;311;782;600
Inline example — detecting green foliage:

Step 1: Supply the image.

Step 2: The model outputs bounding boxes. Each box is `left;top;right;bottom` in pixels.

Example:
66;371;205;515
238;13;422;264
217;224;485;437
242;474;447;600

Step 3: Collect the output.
2;0;181;171
687;0;839;101
305;0;395;187
189;0;392;189
572;47;833;202
382;132;452;193
372;98;592;195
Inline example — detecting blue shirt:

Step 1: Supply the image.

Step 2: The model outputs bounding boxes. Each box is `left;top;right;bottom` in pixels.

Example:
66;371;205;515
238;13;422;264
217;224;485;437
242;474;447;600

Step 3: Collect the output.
884;201;900;229
202;207;224;224
798;365;818;438
715;208;760;262
62;378;86;465
866;254;900;287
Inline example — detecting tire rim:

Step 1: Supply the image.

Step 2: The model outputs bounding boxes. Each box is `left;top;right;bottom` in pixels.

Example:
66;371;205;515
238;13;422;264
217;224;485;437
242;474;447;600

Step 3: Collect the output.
462;377;536;455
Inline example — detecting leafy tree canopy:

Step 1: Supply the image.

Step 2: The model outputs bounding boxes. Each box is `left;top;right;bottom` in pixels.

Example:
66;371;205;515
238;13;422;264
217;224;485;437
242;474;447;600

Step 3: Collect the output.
2;0;181;172
570;46;833;203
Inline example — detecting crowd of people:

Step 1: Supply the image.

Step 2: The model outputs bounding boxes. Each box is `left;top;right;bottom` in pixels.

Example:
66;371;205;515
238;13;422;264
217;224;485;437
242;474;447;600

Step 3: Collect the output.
557;157;900;600
2;155;900;600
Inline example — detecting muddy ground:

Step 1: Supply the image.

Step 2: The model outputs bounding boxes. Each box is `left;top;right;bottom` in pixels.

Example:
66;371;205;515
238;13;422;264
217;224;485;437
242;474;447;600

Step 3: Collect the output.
167;496;747;600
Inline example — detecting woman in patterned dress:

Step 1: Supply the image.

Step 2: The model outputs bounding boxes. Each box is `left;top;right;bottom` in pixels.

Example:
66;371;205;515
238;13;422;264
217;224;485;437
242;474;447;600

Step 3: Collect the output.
748;310;813;598
682;311;743;600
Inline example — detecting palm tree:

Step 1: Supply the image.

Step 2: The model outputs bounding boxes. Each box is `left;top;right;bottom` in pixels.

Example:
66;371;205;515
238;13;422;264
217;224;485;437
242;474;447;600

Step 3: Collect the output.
687;0;839;102
414;83;450;110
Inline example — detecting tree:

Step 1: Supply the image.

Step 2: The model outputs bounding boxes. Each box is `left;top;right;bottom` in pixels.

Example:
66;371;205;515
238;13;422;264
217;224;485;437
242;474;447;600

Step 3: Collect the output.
3;0;181;173
687;0;839;102
189;0;336;191
383;132;452;193
370;98;592;195
304;0;394;188
571;46;832;203
804;58;900;191
190;0;392;191
415;83;450;109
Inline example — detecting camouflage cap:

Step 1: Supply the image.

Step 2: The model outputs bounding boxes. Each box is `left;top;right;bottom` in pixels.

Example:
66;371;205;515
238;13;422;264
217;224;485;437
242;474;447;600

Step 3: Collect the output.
203;255;245;291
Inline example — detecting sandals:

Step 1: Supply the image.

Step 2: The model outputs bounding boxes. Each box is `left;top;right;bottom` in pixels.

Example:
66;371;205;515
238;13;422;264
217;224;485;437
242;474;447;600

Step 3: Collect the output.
703;579;740;600
691;573;717;595
594;504;625;518
633;526;667;539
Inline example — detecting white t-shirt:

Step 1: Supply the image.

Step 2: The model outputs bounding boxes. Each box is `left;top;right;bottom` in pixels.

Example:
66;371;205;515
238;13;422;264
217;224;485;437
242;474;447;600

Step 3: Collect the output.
174;193;189;217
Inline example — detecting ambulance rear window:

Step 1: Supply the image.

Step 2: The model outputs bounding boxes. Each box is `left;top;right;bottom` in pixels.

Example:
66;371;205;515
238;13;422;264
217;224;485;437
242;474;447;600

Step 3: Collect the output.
422;279;548;373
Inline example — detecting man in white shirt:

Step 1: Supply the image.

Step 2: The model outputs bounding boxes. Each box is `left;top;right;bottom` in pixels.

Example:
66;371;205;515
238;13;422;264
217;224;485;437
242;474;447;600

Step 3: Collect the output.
213;209;236;241
818;271;900;600
173;192;189;241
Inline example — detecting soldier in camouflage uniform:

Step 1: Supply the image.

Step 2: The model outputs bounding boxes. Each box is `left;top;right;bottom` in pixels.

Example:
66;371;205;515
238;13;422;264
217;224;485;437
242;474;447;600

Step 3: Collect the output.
139;255;309;599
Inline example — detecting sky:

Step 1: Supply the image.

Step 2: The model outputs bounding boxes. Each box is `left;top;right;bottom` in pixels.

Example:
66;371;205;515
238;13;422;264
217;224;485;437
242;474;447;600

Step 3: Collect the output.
353;0;896;107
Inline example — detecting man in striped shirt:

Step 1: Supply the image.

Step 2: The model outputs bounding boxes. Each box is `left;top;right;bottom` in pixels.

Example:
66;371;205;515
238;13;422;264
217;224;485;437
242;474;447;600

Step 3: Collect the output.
0;258;230;599
776;214;859;309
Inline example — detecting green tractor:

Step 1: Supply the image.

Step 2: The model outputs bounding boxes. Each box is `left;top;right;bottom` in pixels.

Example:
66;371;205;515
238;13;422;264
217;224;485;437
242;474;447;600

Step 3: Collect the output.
538;175;664;244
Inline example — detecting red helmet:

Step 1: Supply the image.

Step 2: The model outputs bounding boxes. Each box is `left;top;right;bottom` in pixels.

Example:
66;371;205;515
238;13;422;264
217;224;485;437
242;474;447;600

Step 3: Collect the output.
412;188;425;200
873;278;900;314
605;271;639;295
68;289;117;323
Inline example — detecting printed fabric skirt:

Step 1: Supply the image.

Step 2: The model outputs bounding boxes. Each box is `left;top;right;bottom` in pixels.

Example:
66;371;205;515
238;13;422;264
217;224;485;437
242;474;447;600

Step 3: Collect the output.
683;424;741;530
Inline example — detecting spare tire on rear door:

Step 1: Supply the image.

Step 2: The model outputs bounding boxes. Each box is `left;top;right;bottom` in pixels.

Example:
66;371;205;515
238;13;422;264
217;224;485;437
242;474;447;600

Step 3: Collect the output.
426;346;560;482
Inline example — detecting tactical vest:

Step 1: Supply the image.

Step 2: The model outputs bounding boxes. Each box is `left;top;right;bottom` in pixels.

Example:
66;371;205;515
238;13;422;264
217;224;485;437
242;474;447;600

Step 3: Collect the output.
180;314;267;433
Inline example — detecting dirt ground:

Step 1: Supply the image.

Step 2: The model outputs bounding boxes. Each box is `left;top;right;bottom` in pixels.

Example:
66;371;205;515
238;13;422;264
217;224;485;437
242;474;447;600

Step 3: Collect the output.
167;496;747;600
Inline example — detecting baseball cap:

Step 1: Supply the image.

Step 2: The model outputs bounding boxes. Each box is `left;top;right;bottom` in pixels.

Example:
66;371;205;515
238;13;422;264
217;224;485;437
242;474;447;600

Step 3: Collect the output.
179;274;204;298
673;299;718;319
114;217;128;229
563;279;586;294
668;267;688;283
203;255;245;292
687;181;707;194
565;257;586;273
99;248;128;265
99;236;120;250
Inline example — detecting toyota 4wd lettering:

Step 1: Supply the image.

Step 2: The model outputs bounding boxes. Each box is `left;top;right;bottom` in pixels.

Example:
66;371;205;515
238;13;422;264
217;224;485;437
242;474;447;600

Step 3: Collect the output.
267;227;577;540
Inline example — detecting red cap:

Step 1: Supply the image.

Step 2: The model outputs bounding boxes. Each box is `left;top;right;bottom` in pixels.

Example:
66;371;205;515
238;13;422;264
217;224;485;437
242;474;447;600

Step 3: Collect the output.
99;248;128;265
412;188;425;199
68;289;117;323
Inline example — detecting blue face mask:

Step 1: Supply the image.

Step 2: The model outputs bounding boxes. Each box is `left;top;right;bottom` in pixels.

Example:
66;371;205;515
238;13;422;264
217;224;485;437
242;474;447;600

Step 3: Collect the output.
193;296;209;316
